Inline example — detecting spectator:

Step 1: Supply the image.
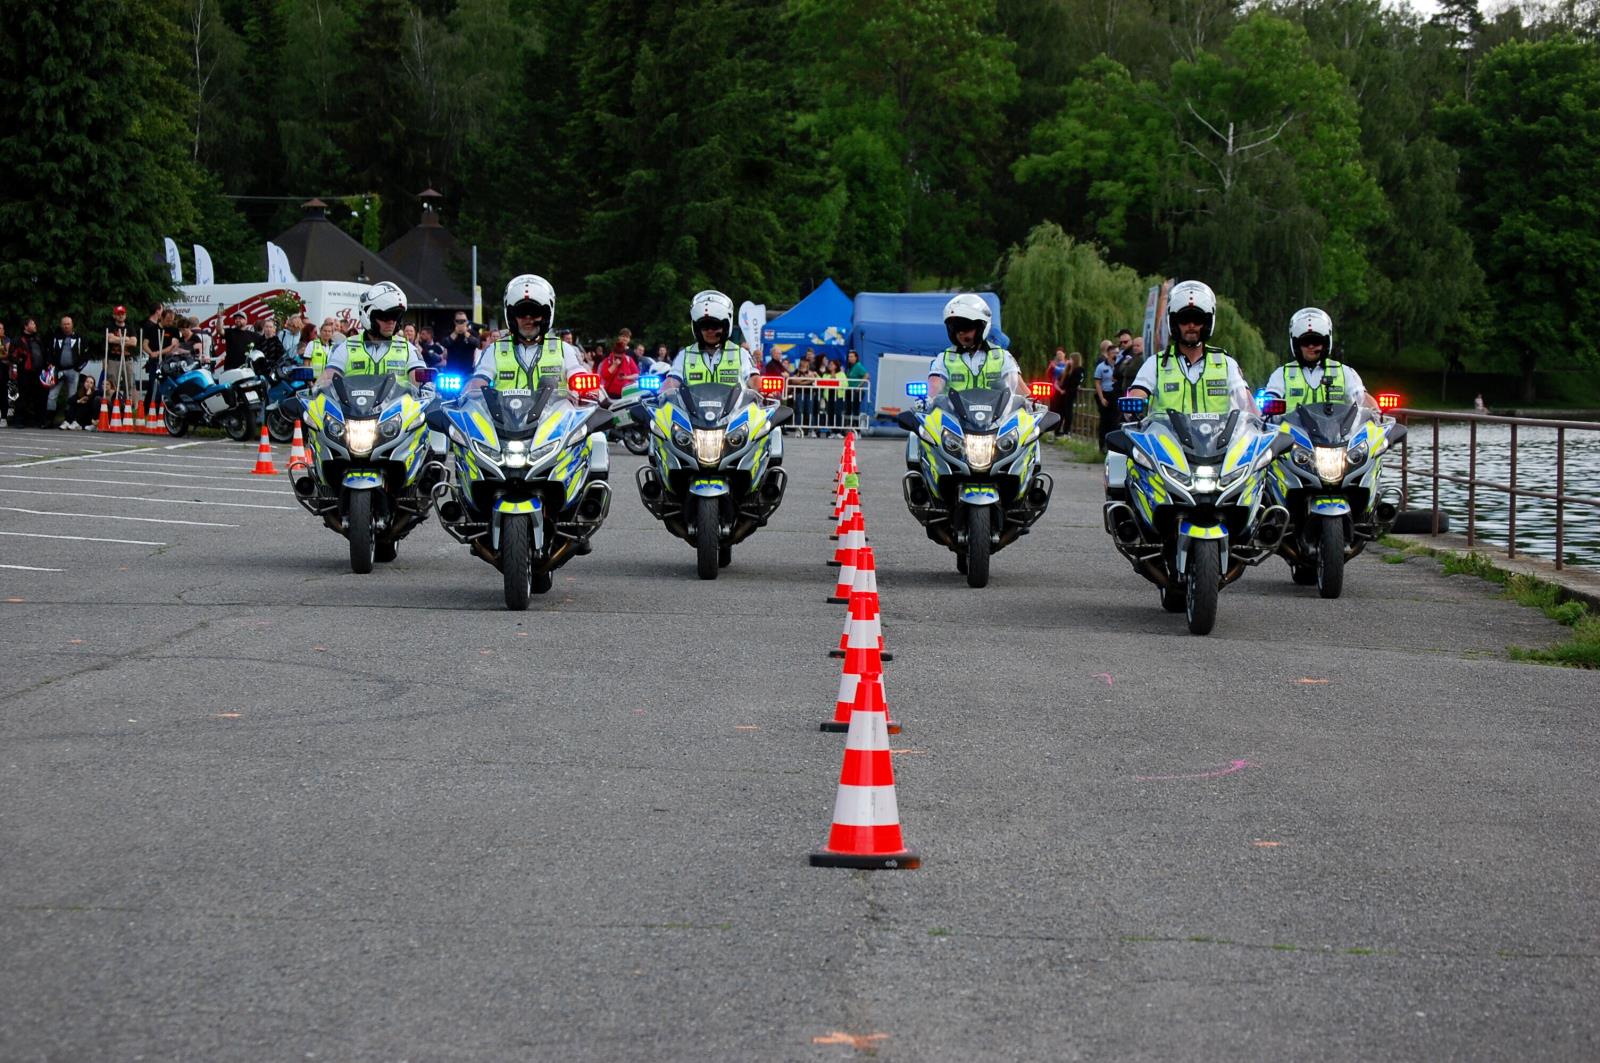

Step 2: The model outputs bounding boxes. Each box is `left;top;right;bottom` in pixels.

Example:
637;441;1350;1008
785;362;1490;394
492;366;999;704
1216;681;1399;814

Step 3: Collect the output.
609;328;635;367
792;352;818;434
402;322;418;346
47;316;88;427
598;340;639;398
1046;348;1069;435
1094;339;1118;450
761;350;789;377
418;326;446;369
844;349;868;425
64;374;99;430
221;311;256;371
444;312;478;373
255;318;286;368
140;306;178;404
290;320;316;363
8;317;46;427
559;329;575;348
1112;329;1142;397
1058;352;1083;436
651;342;670;366
174;319;203;360
282;312;305;348
104;304;139;396
630;341;647;367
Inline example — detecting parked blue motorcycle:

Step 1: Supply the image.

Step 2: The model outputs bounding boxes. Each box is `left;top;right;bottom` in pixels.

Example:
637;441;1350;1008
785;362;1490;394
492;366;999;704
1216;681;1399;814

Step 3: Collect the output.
158;354;266;440
263;356;316;443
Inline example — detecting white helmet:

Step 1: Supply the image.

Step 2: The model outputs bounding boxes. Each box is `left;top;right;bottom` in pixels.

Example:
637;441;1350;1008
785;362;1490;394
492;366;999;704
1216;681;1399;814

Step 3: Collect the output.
358;281;407;333
503;274;556;341
1288;306;1333;363
690;289;734;346
1166;280;1217;343
942;293;993;348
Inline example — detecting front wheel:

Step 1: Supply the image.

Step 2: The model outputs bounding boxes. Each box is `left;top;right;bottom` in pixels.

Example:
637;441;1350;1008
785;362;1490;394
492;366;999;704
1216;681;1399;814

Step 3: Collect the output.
221;411;254;442
965;505;991;588
1316;516;1346;599
266;406;295;444
695;495;720;580
347;490;375;574
1185;539;1220;635
164;408;189;437
502;513;533;610
622;425;650;455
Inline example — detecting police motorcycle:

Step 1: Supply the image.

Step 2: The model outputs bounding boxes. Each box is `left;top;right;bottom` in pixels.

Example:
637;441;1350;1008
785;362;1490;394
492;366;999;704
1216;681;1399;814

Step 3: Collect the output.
426;372;614;610
894;382;1058;589
1103;395;1294;635
263;355;316;443
631;375;793;580
287;373;436;574
1266;400;1406;598
157;354;267;440
611;361;671;455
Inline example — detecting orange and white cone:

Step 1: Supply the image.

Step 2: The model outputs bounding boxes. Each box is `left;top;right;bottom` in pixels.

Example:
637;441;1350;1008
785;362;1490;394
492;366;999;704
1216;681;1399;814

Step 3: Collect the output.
154;398;168;434
97;397;113;432
251;423;278;475
830;479;861;542
811;670;917;869
830;546;892;662
288;420;309;470
141;401;157;434
828;511;862;602
109;400;124;432
822;617;900;733
135;400;149;433
829;489;861;559
831;470;857;524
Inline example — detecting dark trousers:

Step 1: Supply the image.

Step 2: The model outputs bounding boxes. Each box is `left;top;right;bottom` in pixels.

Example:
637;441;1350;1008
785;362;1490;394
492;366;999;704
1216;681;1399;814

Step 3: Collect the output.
1097;400;1119;450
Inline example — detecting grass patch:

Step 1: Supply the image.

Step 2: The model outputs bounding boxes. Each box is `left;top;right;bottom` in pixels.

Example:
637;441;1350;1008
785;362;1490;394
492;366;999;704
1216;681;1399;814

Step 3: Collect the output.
1048;434;1104;464
1271;943;1298;952
1439;550;1508;584
1345;947;1377;956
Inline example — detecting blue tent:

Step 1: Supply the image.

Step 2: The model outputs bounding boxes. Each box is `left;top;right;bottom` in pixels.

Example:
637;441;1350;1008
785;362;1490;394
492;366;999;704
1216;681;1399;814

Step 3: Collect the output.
849;292;1009;400
761;278;853;365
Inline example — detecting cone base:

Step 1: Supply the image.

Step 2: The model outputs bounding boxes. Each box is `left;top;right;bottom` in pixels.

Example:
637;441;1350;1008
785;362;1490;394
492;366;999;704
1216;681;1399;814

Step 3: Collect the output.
827;559;842;567
828;649;892;661
810;851;920;870
821;718;900;734
826;596;848;604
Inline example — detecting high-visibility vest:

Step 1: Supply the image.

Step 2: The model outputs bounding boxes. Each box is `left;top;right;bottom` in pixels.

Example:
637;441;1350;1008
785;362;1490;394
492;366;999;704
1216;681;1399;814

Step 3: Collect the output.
342;335;412;379
682;343;745;386
1281;360;1347;410
307;338;332;374
1151;344;1232;415
939;346;1007;391
489;336;567;390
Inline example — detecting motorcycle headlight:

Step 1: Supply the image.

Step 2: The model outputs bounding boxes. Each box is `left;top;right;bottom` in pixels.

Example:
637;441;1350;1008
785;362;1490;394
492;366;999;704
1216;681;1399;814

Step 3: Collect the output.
1162;462;1192;487
672;425;693;449
325;419;345;440
725;425;749;450
1313;446;1346;482
502;439;528;469
941;428;963;458
1191;465;1219;493
345;419;378;457
996;430;1018;455
964;434;996;470
694;428;725;465
1347;441;1370;466
1292;444;1313;468
379;418;401;440
1130;447;1154;470
471;437;502;463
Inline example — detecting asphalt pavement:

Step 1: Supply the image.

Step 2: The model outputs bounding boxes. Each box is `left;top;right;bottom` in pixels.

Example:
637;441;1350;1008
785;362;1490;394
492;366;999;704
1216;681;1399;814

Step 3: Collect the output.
1;423;1597;1061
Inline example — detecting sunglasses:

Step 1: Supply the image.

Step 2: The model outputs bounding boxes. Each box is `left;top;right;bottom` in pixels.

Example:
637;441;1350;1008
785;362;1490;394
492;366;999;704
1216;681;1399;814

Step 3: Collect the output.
371;308;404;323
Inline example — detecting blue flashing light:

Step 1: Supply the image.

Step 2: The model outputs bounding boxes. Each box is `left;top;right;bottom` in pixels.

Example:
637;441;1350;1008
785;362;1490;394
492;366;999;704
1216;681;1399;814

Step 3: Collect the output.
905;381;928;398
1118;396;1148;415
638;373;663;392
1254;388;1271;410
436;372;465;396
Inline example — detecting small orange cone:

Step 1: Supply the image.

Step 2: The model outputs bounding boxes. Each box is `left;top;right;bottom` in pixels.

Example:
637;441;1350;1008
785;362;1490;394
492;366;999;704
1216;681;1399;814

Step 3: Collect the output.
133;400;147;433
830;547;892;662
109;400;124;433
95;396;111;432
828;511;862;602
251;423;278;475
153;398;168;434
829;489;861;563
288;420;309;469
823;611;900;733
121;399;135;433
811;670;917;869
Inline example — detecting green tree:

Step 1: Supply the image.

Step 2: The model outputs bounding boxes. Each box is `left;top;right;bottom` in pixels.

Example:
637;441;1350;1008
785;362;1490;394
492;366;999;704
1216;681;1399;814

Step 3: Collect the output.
1439;36;1600;401
0;0;196;317
997;223;1146;374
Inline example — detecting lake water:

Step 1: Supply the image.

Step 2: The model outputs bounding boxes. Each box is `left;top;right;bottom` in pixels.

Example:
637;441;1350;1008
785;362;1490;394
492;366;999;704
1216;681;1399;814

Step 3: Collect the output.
1394;420;1600;567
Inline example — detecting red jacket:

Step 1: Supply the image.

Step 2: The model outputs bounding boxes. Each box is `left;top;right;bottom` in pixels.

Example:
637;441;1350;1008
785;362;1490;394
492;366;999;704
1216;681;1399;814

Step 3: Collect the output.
598;353;638;398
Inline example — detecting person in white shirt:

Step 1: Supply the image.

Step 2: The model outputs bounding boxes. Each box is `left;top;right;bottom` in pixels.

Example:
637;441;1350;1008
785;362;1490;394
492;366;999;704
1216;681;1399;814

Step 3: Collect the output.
1262;307;1375;412
467;275;586;393
317;282;427;387
664;290;757;391
925;293;1024;400
1126;280;1255;415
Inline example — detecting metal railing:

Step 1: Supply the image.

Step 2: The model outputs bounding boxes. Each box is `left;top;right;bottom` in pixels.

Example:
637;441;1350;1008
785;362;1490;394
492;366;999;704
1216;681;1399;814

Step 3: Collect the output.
782;380;870;435
1395;408;1600;570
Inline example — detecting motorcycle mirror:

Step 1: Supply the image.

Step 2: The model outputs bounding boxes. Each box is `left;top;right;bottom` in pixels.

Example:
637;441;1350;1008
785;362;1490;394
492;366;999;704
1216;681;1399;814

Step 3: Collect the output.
424;408;454;433
629;404;653;426
1387;423;1407;446
1104;429;1134;455
1268;433;1295;457
279;395;305;422
767;405;794;429
895;410;921;432
1037;411;1061;434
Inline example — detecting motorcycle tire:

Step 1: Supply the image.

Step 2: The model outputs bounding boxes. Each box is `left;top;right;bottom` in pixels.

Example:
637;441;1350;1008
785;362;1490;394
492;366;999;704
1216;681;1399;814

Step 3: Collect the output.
347;491;375;574
375;540;398;563
164;408;189;437
696;495;720;581
266;406;295;444
1160;582;1185;612
623;426;650;456
965;505;991;589
719;543;733;568
222;412;253;442
502;513;533;610
1185;539;1220;636
1317;517;1346;600
1291;562;1318;585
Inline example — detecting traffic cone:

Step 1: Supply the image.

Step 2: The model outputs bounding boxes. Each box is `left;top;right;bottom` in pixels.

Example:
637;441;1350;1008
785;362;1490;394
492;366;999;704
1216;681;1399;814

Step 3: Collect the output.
122;398;136;433
831;470;856;523
251;423;278;475
95;396;111;432
828;512;862;602
829;490;861;562
288;420;309;470
140;401;156;434
109;400;124;433
133;400;147;433
810;670;917;870
153;398;167;434
823;616;900;733
830;547;892;662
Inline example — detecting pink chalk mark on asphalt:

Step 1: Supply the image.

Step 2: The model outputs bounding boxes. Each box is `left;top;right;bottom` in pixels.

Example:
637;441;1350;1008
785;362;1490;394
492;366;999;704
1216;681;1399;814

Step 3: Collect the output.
1093;673;1115;687
1135;758;1255;782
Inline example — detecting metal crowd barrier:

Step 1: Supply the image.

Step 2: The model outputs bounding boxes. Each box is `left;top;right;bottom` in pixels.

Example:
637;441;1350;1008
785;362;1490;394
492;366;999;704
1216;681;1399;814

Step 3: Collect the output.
782;380;870;435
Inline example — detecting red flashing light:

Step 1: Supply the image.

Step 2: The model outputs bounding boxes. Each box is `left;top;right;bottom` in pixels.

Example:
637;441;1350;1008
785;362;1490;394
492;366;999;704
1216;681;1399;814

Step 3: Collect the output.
757;374;786;397
1029;380;1054;401
568;372;601;394
1376;391;1402;411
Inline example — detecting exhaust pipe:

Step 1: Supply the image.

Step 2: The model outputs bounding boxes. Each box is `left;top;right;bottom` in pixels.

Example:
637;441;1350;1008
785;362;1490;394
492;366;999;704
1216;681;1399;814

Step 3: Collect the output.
760;468;787;504
1103;501;1142;545
903;472;931;508
577;480;612;523
292;473;317;498
1255;504;1290;548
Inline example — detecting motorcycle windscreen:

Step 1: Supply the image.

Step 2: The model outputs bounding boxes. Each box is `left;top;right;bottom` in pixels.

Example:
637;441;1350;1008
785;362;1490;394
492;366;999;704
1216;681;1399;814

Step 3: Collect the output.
335;373;401;419
676;383;744;429
1166;409;1240;461
1286;401;1362;447
480;385;558;439
945;386;1013;432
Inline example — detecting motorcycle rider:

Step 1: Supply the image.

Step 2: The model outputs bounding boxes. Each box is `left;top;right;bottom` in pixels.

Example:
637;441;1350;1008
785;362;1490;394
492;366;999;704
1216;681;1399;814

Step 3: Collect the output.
663;290;756;392
1125;280;1255;416
925;293;1024;401
1263;307;1376;413
468;275;585;393
316;281;428;388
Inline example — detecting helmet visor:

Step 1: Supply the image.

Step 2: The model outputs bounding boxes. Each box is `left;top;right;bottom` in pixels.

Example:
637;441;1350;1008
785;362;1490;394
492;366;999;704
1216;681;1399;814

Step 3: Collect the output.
1173;308;1209;327
695;316;728;333
948;318;984;333
369;307;404;324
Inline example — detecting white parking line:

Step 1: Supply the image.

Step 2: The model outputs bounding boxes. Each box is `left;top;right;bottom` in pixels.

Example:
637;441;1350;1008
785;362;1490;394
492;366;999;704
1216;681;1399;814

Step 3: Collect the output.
76;459;262;480
0;563;64;572
0;530;165;546
0;487;294;511
0;473;286;496
124;452;270;464
0;506;237;528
